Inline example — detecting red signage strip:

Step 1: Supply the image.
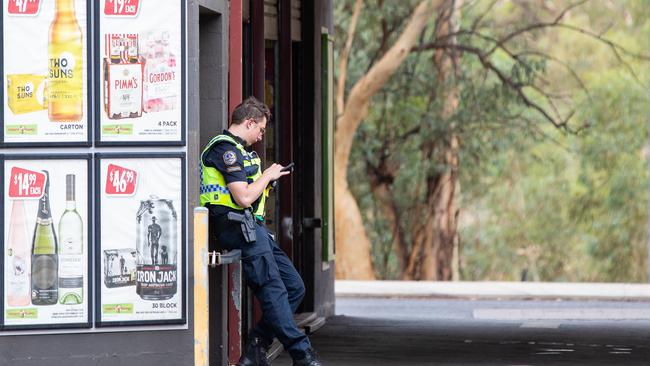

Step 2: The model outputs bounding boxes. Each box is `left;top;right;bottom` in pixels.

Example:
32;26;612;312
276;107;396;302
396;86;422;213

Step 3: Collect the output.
105;164;138;195
104;0;141;16
8;167;46;199
7;0;41;15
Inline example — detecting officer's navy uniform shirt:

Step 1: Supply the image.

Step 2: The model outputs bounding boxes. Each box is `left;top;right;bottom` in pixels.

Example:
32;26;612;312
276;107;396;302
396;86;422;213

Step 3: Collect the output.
203;130;262;224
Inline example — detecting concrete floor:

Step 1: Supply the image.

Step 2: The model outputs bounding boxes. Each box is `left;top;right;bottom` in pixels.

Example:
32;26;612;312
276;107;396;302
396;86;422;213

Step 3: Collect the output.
273;297;650;365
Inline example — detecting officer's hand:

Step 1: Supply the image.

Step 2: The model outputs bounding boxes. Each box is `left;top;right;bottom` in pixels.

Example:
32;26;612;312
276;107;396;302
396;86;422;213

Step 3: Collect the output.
264;163;291;181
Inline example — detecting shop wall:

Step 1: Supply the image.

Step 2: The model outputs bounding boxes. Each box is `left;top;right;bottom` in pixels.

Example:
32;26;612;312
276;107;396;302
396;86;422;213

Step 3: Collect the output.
0;0;210;364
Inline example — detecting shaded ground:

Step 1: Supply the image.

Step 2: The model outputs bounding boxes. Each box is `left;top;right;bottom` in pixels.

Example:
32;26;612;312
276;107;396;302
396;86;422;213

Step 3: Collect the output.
274;297;650;365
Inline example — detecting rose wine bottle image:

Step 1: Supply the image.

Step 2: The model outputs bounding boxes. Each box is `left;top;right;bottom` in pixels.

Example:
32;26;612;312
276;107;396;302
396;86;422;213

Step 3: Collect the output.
31;171;59;305
7;199;31;307
48;0;83;122
58;174;84;305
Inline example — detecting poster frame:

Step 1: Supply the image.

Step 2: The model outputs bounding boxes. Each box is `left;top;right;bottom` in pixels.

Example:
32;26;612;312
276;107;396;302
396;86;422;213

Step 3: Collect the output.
0;156;2;330
94;152;186;327
0;1;94;148
0;153;93;331
93;0;186;147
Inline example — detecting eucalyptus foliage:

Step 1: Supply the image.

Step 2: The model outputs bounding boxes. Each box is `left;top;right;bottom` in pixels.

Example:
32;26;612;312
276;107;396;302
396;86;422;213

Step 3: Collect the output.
336;0;649;281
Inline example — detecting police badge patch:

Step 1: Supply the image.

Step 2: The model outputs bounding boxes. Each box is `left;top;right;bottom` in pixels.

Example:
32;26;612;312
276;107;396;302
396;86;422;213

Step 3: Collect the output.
223;150;237;165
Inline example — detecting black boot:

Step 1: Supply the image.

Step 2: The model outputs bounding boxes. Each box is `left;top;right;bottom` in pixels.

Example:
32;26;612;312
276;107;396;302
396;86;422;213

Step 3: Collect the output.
293;349;323;366
237;337;270;366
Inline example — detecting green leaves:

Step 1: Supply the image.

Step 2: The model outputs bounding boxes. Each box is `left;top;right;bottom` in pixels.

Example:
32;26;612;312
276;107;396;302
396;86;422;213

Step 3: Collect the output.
337;0;650;281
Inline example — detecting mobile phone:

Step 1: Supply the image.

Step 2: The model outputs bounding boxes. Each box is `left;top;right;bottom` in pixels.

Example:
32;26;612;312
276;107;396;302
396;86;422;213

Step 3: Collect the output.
281;162;295;172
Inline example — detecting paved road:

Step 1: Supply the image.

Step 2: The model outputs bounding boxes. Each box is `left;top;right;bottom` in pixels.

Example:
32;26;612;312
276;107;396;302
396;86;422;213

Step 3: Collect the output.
274;297;650;365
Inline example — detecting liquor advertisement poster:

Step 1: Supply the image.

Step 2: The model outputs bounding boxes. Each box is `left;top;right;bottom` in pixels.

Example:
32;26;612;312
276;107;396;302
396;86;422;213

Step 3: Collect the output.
96;0;185;145
96;154;186;326
2;155;91;329
1;0;91;146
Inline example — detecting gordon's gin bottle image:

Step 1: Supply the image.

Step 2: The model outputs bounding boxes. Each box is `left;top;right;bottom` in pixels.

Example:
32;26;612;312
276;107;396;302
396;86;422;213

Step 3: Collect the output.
7;199;31;307
48;0;83;122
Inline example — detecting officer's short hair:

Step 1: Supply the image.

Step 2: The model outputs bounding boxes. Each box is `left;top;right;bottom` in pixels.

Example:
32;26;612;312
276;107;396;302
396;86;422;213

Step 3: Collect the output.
231;96;271;125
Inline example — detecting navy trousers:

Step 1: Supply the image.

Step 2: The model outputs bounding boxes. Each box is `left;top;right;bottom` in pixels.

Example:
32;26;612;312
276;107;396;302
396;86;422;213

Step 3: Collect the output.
216;221;311;361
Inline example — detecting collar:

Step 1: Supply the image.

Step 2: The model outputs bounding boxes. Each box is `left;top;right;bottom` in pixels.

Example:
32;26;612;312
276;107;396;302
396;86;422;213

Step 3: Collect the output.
223;129;246;146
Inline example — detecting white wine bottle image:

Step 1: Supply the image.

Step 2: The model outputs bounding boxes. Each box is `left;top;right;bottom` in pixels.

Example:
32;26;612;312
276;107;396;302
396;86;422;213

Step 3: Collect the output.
48;0;83;122
7;199;31;307
31;171;59;305
58;174;83;305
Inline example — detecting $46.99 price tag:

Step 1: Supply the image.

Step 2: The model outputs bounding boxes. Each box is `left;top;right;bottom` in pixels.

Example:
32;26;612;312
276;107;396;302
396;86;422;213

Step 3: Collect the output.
7;0;41;15
8;167;46;199
104;0;140;16
105;164;138;196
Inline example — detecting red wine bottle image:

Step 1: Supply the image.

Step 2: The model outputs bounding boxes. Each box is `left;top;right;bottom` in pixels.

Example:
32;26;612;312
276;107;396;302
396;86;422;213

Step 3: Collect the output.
31;171;59;305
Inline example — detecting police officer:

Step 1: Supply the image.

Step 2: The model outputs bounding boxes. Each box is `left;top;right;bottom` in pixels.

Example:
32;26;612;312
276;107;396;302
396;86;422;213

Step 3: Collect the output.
200;97;323;366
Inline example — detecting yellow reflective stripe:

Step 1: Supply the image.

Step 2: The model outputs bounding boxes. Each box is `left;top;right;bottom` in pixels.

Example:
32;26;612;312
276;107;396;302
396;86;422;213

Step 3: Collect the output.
200;134;267;217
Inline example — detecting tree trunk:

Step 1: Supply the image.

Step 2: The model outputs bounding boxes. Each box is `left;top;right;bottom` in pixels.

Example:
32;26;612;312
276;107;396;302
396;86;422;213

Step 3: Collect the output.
421;137;460;280
334;175;376;279
336;0;364;116
402;137;459;281
403;1;461;281
366;157;408;273
422;1;462;281
334;0;441;280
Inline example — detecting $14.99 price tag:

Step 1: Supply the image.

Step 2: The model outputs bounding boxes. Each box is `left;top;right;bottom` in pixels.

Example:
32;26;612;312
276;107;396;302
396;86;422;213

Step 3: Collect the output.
8;167;46;199
104;0;140;16
7;0;41;15
106;164;138;196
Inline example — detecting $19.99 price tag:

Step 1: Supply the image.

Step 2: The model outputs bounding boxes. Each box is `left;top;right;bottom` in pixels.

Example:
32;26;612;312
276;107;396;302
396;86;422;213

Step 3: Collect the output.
104;0;140;16
106;164;138;196
7;0;41;15
8;167;46;199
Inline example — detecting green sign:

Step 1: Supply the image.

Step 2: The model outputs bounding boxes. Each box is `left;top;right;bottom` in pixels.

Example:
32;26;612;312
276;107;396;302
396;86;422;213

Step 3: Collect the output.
6;308;38;319
103;303;134;314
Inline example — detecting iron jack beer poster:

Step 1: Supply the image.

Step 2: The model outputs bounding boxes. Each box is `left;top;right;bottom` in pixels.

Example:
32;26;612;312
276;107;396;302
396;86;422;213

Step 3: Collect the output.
96;154;185;326
2;155;91;329
2;0;91;145
96;0;185;145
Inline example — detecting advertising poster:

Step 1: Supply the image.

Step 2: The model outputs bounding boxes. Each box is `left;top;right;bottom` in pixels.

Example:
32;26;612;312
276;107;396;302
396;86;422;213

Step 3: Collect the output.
2;0;91;145
2;156;91;329
96;0;185;145
96;154;185;326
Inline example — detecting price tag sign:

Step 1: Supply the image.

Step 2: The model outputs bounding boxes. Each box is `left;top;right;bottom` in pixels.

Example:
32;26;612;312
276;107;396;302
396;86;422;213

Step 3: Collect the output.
105;164;138;196
8;167;46;199
7;0;41;15
104;0;141;16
